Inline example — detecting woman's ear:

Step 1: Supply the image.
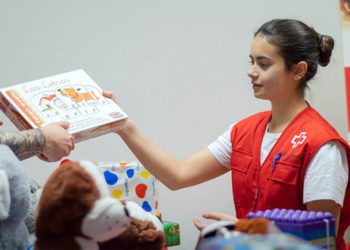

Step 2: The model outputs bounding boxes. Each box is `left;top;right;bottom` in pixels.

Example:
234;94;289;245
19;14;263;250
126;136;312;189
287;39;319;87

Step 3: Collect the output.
292;61;308;81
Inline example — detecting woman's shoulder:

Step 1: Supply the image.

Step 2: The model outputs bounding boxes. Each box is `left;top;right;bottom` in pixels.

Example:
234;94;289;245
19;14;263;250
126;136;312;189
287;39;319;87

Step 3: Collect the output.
296;106;349;149
304;106;342;135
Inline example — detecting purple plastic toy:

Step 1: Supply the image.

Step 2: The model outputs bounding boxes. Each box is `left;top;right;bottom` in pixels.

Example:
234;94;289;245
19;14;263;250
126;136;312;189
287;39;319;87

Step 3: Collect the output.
247;209;336;249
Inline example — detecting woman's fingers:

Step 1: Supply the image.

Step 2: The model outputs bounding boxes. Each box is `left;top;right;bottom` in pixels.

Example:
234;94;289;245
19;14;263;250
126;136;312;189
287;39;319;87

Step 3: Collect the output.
193;218;207;231
102;90;120;105
193;212;237;231
102;90;113;98
202;212;236;221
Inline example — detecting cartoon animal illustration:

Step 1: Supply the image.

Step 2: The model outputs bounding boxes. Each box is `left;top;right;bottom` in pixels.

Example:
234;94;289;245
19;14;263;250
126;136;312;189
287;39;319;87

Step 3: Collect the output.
37;94;59;118
35;91;79;119
57;86;99;114
56;87;81;108
76;86;96;104
86;86;109;106
31;84;107;120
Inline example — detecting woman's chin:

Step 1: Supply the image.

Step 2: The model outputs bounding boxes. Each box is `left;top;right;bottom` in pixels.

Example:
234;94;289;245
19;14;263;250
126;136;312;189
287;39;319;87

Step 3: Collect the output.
253;92;266;100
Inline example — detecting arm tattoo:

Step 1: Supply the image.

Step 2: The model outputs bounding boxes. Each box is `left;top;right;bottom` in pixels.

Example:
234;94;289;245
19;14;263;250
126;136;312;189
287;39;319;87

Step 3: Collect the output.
0;128;46;160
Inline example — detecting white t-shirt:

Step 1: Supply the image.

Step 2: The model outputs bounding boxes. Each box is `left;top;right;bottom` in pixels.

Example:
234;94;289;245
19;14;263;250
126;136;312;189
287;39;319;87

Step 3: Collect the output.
208;124;349;206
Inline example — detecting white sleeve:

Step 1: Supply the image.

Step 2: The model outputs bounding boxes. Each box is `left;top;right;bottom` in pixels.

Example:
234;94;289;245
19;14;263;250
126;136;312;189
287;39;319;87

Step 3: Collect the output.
207;124;235;169
303;141;349;206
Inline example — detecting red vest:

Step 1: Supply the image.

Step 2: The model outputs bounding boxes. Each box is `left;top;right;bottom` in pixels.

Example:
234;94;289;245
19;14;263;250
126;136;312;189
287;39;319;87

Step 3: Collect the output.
230;106;350;250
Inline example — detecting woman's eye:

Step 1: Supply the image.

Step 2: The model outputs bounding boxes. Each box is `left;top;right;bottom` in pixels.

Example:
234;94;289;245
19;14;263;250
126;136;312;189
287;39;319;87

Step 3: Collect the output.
259;63;270;69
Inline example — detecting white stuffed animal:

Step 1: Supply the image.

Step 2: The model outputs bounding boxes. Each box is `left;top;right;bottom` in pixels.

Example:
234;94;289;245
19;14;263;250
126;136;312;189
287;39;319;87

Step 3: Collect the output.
0;145;31;250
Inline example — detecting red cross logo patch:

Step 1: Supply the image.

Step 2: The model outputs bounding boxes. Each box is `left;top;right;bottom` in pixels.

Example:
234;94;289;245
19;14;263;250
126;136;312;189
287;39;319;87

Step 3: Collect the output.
291;132;307;148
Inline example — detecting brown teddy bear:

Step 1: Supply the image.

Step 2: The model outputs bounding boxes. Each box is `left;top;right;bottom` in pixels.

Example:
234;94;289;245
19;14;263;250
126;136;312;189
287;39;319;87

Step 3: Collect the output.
35;160;164;250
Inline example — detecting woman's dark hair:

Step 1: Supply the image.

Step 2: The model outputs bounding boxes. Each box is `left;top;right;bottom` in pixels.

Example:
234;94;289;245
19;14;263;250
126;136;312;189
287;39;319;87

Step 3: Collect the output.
254;19;334;91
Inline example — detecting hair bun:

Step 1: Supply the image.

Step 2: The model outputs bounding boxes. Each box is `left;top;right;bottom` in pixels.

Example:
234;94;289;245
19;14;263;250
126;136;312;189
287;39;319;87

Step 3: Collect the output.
318;34;334;67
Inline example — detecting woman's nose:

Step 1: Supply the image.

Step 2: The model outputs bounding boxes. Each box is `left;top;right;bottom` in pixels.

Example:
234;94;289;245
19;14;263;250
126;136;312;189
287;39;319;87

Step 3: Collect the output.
247;68;258;79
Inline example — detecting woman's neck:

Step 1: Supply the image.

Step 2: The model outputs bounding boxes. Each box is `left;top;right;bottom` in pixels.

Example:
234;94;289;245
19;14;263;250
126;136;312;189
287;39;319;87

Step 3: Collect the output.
268;98;308;133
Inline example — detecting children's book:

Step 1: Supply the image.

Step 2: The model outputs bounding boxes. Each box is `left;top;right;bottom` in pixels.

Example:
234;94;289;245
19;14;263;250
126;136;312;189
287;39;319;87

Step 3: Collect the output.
0;69;127;142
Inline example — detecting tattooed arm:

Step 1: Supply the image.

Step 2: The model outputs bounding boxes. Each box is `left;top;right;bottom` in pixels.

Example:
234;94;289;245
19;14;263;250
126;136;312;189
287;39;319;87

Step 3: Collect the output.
0;129;45;160
0;121;75;162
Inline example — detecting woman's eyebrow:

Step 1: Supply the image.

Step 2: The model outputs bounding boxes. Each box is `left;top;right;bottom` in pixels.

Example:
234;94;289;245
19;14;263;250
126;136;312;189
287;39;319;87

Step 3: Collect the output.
249;55;272;61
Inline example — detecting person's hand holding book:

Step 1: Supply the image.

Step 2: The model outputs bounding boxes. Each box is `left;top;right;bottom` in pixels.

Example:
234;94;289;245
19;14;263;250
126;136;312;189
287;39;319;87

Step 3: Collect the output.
103;90;129;134
39;121;75;162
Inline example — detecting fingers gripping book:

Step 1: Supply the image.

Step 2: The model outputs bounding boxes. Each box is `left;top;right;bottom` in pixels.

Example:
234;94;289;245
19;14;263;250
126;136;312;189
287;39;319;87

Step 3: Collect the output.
0;69;127;142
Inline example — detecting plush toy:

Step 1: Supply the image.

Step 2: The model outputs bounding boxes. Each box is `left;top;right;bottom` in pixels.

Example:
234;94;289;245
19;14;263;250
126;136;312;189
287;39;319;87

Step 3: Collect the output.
99;201;165;250
0;144;31;250
35;160;165;250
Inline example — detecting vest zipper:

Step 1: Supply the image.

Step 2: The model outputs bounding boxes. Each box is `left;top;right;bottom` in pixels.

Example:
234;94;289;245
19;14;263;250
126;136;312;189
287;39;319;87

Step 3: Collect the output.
252;188;259;211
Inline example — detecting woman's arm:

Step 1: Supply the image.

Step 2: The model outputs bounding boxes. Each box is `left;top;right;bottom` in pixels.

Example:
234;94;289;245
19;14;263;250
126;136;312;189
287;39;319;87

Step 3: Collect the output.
118;120;230;190
306;200;341;234
303;141;347;235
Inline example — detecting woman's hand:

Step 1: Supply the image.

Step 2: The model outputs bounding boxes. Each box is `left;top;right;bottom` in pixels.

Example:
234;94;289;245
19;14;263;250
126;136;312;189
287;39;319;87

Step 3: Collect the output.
102;90;120;105
102;90;131;134
193;211;237;231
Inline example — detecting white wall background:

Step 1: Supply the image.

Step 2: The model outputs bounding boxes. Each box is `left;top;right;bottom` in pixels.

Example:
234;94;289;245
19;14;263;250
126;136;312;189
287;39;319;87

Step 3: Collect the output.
0;1;348;249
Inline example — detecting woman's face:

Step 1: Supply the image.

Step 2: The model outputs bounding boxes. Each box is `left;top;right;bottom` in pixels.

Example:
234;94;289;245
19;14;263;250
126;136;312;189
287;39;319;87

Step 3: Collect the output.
247;34;298;102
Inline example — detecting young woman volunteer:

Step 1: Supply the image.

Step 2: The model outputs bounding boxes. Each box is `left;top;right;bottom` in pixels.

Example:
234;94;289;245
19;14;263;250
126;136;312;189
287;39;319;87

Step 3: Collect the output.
105;19;350;249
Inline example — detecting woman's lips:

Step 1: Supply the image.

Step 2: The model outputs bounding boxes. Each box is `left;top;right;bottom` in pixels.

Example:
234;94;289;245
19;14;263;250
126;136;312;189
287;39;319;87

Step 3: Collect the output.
252;83;263;90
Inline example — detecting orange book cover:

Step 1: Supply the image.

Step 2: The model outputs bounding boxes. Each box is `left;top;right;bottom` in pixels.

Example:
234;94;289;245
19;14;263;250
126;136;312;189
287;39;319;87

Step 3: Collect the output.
0;69;128;142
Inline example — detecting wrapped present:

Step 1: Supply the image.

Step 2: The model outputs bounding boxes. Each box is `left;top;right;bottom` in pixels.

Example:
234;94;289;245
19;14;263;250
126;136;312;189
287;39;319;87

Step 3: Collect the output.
91;161;181;248
163;221;180;246
95;161;159;213
247;209;336;250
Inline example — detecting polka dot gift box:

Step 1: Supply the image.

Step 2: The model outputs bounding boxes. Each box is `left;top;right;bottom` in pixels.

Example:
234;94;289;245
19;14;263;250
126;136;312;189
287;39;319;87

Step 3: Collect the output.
95;161;159;213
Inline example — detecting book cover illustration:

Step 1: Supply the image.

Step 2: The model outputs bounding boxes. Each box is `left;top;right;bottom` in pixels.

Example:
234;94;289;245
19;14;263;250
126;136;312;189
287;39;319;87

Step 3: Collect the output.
0;69;127;142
